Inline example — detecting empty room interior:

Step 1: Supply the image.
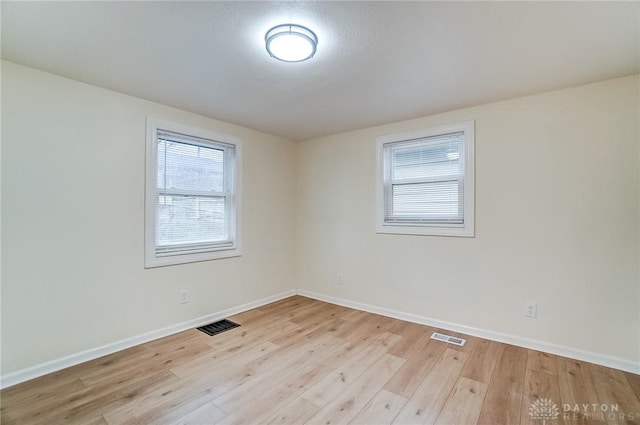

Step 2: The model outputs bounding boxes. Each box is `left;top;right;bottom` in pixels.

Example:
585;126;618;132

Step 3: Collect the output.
2;1;640;424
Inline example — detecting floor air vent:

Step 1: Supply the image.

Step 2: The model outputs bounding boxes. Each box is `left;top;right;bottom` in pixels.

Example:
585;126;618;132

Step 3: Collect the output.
197;319;240;336
430;332;466;346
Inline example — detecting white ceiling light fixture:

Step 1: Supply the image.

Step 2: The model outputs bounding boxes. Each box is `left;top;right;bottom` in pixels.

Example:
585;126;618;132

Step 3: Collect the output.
265;24;318;63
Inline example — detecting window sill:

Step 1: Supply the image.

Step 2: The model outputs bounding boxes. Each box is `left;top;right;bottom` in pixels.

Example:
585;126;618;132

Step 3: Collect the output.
145;248;242;268
375;223;474;238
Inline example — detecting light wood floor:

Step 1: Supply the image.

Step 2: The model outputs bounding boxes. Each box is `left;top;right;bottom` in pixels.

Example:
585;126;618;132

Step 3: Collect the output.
2;296;639;425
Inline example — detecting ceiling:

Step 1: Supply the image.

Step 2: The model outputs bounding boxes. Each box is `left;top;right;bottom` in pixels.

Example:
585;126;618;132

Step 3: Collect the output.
2;1;639;141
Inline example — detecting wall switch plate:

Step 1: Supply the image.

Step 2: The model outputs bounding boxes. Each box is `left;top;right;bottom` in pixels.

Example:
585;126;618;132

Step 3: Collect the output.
337;273;344;285
180;290;189;304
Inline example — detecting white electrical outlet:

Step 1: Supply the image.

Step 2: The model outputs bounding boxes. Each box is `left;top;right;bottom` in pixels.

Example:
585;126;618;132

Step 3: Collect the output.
525;303;537;318
337;273;344;286
180;290;189;304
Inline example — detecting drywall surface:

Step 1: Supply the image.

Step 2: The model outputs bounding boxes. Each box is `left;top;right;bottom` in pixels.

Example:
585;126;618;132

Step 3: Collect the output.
3;60;638;377
296;75;640;365
1;61;296;374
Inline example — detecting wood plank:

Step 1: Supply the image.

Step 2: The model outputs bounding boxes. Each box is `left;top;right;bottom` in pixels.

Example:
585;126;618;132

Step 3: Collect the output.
80;415;109;425
102;375;220;425
387;321;434;359
269;317;345;348
306;353;406;425
217;337;371;425
262;398;319;425
384;336;447;399
392;348;469;425
170;341;280;378
370;314;404;333
460;339;502;384
588;363;640;425
627;373;640;401
216;386;299;425
520;366;564;425
556;358;605;425
80;341;213;388
526;350;559;377
2;345;148;407
0;377;86;414
333;316;387;346
301;332;401;407
349;389;407;425
135;335;338;424
476;344;527;425
170;401;226;425
101;343;281;424
212;335;345;413
2;370;177;425
239;358;379;425
433;377;488;425
206;346;346;424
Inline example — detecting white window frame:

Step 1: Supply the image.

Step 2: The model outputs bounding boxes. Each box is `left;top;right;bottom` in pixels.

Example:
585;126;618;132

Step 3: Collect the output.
145;117;242;268
376;120;475;237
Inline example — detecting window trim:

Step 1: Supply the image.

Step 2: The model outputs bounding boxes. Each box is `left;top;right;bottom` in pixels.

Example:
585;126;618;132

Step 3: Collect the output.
375;120;475;237
145;117;243;268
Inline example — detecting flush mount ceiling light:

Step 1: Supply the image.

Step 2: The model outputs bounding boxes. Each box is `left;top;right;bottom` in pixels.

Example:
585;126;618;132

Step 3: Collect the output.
265;24;318;62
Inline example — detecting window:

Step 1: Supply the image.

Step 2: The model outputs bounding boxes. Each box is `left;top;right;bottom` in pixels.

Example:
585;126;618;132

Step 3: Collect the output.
145;118;242;267
376;121;475;237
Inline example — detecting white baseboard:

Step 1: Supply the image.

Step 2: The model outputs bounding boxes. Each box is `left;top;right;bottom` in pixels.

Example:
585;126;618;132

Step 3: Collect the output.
0;289;296;389
297;289;640;375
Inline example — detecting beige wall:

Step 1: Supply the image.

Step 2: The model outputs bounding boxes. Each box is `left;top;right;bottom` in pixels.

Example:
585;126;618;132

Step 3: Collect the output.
296;75;640;365
1;61;297;374
2;60;639;377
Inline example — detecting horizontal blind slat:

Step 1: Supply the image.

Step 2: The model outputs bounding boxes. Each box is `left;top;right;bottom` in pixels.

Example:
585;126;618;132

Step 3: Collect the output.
156;131;235;255
384;131;465;225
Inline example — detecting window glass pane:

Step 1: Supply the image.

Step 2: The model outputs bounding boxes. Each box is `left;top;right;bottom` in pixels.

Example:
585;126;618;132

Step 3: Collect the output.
157;138;224;192
156;195;228;246
392;139;462;180
391;181;462;222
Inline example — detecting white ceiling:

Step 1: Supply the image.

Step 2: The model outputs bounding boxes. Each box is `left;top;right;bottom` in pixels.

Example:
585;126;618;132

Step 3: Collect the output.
2;1;639;141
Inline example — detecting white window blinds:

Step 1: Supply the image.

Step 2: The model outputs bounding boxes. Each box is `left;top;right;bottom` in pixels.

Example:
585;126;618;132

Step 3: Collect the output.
383;132;465;225
155;131;236;257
